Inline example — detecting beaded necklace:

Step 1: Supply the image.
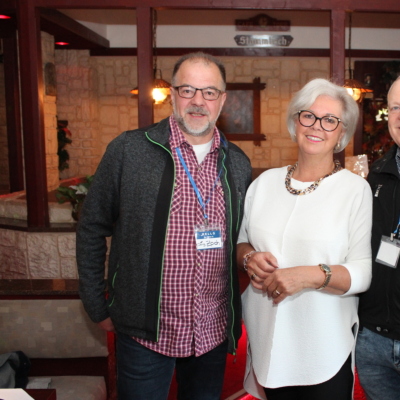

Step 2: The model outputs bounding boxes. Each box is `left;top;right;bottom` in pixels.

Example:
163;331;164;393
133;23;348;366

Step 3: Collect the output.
285;159;342;196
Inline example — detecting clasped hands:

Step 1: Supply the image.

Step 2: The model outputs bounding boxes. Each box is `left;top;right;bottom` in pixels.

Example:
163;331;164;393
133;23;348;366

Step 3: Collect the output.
246;251;308;304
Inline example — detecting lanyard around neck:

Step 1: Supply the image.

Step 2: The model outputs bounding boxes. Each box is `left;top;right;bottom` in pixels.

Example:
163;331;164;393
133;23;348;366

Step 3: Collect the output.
175;146;223;225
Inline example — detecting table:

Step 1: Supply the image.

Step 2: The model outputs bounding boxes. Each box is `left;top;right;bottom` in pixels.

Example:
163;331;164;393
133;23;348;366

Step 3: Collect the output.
25;389;56;400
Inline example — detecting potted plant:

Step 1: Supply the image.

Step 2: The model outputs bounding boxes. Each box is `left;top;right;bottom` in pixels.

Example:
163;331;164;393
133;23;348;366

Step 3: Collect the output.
55;175;94;221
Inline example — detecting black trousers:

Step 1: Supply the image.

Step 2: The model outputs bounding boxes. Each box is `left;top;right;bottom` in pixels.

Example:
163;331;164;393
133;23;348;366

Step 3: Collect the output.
263;354;353;400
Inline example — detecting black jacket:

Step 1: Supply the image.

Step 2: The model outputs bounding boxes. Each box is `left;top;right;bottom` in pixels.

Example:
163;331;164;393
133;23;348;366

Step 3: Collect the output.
358;145;400;339
76;117;252;354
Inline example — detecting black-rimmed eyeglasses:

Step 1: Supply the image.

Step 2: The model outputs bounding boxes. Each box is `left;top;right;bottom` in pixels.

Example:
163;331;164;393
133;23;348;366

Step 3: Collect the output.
173;85;223;101
296;110;342;132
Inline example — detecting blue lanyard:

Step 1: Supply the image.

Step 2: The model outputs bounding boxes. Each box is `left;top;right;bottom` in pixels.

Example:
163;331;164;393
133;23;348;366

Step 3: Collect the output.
392;215;400;240
175;146;223;225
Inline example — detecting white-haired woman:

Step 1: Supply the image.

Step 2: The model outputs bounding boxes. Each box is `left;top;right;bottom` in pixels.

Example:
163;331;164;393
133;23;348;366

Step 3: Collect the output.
238;78;372;400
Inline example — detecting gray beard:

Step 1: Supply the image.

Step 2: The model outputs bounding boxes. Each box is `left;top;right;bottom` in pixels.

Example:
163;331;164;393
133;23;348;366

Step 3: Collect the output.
173;105;220;137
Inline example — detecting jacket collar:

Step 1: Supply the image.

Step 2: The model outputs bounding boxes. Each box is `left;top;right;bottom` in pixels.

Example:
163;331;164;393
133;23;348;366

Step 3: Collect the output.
145;118;171;147
146;116;229;153
370;144;400;178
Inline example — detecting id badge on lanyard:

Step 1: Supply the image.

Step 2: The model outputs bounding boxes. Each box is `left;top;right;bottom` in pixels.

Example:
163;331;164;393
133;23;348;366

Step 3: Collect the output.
376;235;400;268
376;212;400;268
176;146;224;251
195;223;223;250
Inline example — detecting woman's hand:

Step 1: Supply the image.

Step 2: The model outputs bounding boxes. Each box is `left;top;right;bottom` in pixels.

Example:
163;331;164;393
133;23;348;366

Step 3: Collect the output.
237;243;279;290
246;251;279;290
262;266;314;304
262;264;351;304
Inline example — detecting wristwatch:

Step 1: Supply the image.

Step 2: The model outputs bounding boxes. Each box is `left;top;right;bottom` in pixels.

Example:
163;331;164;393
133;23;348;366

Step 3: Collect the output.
317;263;331;290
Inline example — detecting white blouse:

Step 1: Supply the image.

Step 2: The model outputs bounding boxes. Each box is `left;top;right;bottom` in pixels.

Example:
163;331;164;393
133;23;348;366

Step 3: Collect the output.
238;167;372;398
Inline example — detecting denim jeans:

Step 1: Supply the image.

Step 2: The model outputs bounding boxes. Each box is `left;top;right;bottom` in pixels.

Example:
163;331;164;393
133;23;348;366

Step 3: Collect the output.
116;332;228;400
356;327;400;400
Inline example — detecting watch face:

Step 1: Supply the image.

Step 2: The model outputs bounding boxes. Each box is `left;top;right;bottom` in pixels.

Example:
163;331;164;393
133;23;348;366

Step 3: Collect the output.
320;264;331;273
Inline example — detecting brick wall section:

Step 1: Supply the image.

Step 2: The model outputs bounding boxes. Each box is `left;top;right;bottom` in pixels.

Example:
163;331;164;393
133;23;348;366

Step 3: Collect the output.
55;49;102;178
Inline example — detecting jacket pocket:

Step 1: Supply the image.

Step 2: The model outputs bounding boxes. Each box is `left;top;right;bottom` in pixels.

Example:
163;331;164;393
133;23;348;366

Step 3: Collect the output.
107;263;120;308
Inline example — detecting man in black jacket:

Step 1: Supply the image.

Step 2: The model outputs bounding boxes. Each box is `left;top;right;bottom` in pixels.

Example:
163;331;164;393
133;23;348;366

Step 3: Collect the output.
357;77;400;399
77;52;252;400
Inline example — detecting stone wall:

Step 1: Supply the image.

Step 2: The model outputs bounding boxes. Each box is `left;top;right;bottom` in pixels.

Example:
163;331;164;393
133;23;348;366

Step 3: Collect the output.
55;50;102;178
0;229;77;279
0;227;112;280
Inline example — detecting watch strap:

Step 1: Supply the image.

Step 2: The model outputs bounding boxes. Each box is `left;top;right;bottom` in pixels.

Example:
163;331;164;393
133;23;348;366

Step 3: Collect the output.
316;263;332;290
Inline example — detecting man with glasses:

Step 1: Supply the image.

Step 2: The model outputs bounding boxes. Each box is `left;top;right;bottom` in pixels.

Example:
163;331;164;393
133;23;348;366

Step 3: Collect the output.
357;77;400;399
77;52;252;400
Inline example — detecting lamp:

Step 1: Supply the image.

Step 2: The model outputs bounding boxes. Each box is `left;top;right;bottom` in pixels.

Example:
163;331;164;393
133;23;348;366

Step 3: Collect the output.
130;10;170;104
344;13;373;103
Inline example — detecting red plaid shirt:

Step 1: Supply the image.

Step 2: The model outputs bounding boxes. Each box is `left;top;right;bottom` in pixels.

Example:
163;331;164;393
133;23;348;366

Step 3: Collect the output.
135;116;228;357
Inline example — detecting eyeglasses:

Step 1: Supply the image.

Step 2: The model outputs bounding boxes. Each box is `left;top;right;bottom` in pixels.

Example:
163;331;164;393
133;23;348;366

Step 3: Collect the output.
296;110;342;132
173;85;223;101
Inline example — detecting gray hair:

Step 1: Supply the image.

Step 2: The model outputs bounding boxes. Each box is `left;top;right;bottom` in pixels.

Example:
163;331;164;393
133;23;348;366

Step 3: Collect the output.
171;52;226;91
286;78;359;153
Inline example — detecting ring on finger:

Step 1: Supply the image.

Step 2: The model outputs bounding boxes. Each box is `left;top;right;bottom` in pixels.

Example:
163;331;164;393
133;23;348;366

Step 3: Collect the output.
251;273;257;280
274;289;281;296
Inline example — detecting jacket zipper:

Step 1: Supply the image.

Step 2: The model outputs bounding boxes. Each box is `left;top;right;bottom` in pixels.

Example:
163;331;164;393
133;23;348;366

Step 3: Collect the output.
145;131;175;341
221;149;237;354
386;178;400;324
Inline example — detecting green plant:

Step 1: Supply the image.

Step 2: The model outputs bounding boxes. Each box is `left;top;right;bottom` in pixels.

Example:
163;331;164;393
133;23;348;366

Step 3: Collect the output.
56;175;94;220
57;120;72;171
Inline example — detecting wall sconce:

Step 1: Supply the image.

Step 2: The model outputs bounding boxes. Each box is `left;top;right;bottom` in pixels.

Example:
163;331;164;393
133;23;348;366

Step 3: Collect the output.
344;13;373;103
130;10;170;105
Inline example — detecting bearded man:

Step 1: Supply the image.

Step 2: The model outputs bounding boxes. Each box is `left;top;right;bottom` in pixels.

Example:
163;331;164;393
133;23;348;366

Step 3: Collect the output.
77;52;252;400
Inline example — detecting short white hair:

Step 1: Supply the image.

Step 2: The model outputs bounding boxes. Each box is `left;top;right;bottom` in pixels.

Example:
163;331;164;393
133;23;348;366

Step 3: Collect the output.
286;78;359;153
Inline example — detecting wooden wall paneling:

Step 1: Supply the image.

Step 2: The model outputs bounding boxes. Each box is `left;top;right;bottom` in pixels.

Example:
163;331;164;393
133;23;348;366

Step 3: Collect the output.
3;32;24;192
16;0;49;227
330;9;346;166
136;7;154;127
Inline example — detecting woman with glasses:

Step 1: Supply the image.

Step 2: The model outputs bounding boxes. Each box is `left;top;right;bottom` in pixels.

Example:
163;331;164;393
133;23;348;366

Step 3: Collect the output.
237;78;372;400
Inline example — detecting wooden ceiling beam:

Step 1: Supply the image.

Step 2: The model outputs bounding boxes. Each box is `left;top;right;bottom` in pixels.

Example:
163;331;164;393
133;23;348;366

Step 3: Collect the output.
40;8;109;49
34;0;400;13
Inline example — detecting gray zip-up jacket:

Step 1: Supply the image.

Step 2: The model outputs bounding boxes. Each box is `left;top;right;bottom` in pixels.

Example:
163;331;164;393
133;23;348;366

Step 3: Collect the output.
76;117;252;354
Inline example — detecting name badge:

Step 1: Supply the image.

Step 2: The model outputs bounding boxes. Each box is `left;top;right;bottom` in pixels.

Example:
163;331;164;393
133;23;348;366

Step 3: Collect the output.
376;235;400;268
195;223;223;250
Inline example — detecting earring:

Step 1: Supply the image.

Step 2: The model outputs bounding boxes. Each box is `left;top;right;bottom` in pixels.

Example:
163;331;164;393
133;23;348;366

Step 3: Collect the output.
335;142;341;151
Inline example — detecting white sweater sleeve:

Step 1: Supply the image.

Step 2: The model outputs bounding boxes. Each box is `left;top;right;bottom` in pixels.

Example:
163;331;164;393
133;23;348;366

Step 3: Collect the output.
341;178;372;295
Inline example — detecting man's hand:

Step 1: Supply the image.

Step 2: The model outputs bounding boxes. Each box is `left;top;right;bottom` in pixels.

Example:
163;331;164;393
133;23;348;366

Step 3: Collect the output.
98;317;115;332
